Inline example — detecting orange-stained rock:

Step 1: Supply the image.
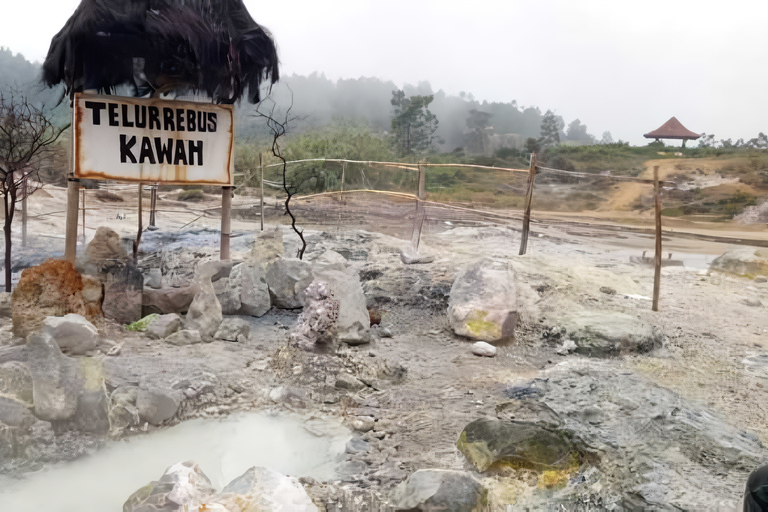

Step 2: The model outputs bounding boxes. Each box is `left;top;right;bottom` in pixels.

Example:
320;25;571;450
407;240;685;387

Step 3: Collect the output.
11;259;103;338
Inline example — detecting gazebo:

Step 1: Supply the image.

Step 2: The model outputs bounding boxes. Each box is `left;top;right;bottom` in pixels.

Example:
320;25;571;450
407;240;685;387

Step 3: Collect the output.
643;117;702;148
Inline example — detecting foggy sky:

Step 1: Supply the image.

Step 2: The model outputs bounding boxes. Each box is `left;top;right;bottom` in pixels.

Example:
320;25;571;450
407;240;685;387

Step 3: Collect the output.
2;0;766;146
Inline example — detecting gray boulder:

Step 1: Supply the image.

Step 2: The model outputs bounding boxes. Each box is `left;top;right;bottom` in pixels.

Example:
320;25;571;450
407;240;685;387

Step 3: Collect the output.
560;311;660;357
214;317;251;342
142;284;200;316
185;263;223;341
26;333;108;432
0;361;34;405
41;314;98;355
123;460;217;512
710;248;768;277
146;314;182;340
448;258;517;342
389;469;487;512
312;266;370;345
135;388;181;425
216;262;271;317
265;258;313;309
211;466;317;512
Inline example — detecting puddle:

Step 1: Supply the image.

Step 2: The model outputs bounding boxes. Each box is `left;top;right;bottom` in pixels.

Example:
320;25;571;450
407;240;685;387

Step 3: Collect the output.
0;412;350;512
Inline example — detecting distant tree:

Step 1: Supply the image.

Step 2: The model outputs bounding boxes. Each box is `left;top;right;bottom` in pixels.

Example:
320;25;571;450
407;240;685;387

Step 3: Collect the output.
565;119;592;142
747;132;768;149
390;89;441;156
600;131;614;144
524;137;541;155
0;89;67;290
539;110;560;147
698;133;716;148
465;109;493;155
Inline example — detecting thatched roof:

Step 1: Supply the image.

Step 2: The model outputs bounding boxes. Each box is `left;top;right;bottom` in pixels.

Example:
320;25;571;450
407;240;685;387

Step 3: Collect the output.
43;0;279;104
643;117;701;140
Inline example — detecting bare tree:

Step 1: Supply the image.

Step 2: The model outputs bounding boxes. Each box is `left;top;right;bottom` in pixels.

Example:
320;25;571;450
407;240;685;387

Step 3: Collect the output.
254;98;315;260
0;89;68;291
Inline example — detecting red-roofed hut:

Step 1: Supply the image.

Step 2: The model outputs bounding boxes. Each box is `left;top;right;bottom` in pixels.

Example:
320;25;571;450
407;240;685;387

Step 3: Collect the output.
644;117;702;147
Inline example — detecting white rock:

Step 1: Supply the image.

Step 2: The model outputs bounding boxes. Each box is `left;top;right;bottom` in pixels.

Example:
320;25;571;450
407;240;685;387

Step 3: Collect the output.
41;314;98;355
265;258;313;309
186;266;223;341
448;258;517;342
555;338;578;355
471;341;497;357
212;466;317;512
146;313;182;339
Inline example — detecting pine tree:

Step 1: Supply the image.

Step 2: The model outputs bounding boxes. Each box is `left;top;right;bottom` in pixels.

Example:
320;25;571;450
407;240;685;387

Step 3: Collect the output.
539;110;560;148
390;90;440;156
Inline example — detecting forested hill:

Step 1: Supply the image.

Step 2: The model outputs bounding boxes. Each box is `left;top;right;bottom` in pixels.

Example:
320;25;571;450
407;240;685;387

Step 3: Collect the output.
0;47;599;153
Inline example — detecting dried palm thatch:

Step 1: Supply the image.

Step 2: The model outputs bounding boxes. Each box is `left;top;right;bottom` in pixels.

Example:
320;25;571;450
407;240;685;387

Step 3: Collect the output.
43;0;279;104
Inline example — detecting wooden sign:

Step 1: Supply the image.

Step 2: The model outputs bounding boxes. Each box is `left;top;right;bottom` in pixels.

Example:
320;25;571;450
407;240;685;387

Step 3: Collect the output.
73;93;234;185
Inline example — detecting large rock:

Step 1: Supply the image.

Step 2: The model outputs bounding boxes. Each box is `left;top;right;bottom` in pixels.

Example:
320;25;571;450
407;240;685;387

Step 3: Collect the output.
123;460;217;512
26;333;108;432
710;248;768;277
135;388;181;425
215;262;271;317
146;314;182;339
560;311;660;357
185;263;222;341
448;259;517;342
214;317;251;342
84;226;129;269
102;263;144;325
389;469;487;512
41;314;98;355
0;361;33;405
11;259;102;338
313;266;370;345
457;418;584;472
265;258;313;309
142;284;200;316
211;466;317;512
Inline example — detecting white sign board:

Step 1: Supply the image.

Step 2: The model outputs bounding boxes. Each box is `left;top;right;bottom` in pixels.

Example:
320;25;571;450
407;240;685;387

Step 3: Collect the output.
73;93;234;185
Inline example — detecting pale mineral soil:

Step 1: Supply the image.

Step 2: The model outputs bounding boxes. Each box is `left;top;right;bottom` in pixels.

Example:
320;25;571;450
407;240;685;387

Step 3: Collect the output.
3;185;768;509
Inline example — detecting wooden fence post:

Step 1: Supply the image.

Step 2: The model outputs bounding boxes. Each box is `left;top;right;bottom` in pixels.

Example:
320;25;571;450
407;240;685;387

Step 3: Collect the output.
81;187;86;241
221;186;232;260
21;175;27;247
132;183;143;261
652;165;662;311
259;152;264;231
64;176;80;263
340;161;346;203
149;185;157;227
410;163;427;252
518;153;537;255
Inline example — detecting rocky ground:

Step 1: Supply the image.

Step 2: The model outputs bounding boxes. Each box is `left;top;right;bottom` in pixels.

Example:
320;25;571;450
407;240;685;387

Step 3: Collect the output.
1;187;768;510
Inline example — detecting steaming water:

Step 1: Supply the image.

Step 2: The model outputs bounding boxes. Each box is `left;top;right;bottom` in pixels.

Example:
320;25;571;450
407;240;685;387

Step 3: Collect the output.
0;412;350;512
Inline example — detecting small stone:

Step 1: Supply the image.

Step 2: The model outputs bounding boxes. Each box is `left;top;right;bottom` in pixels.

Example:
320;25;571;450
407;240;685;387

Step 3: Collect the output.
348;416;375;432
346;438;370;454
471;341;497;357
400;250;435;264
42;314;98;355
599;286;616;295
335;373;366;392
146;314;182;339
380;327;393;338
755;276;768;283
164;329;203;346
555;338;578;355
743;298;763;307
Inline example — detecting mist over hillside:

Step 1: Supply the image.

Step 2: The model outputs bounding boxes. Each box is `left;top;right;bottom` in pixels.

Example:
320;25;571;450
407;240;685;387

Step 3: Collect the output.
0;47;598;155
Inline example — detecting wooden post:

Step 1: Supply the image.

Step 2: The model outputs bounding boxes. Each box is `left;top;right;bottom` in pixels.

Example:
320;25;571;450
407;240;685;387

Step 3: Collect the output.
652;165;662;312
259;152;264;231
80;187;86;241
132;183;143;261
149;185;157;227
21;175;27;247
64;177;80;263
221;186;232;260
518;154;537;255
410;163;427;252
340;162;346;204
